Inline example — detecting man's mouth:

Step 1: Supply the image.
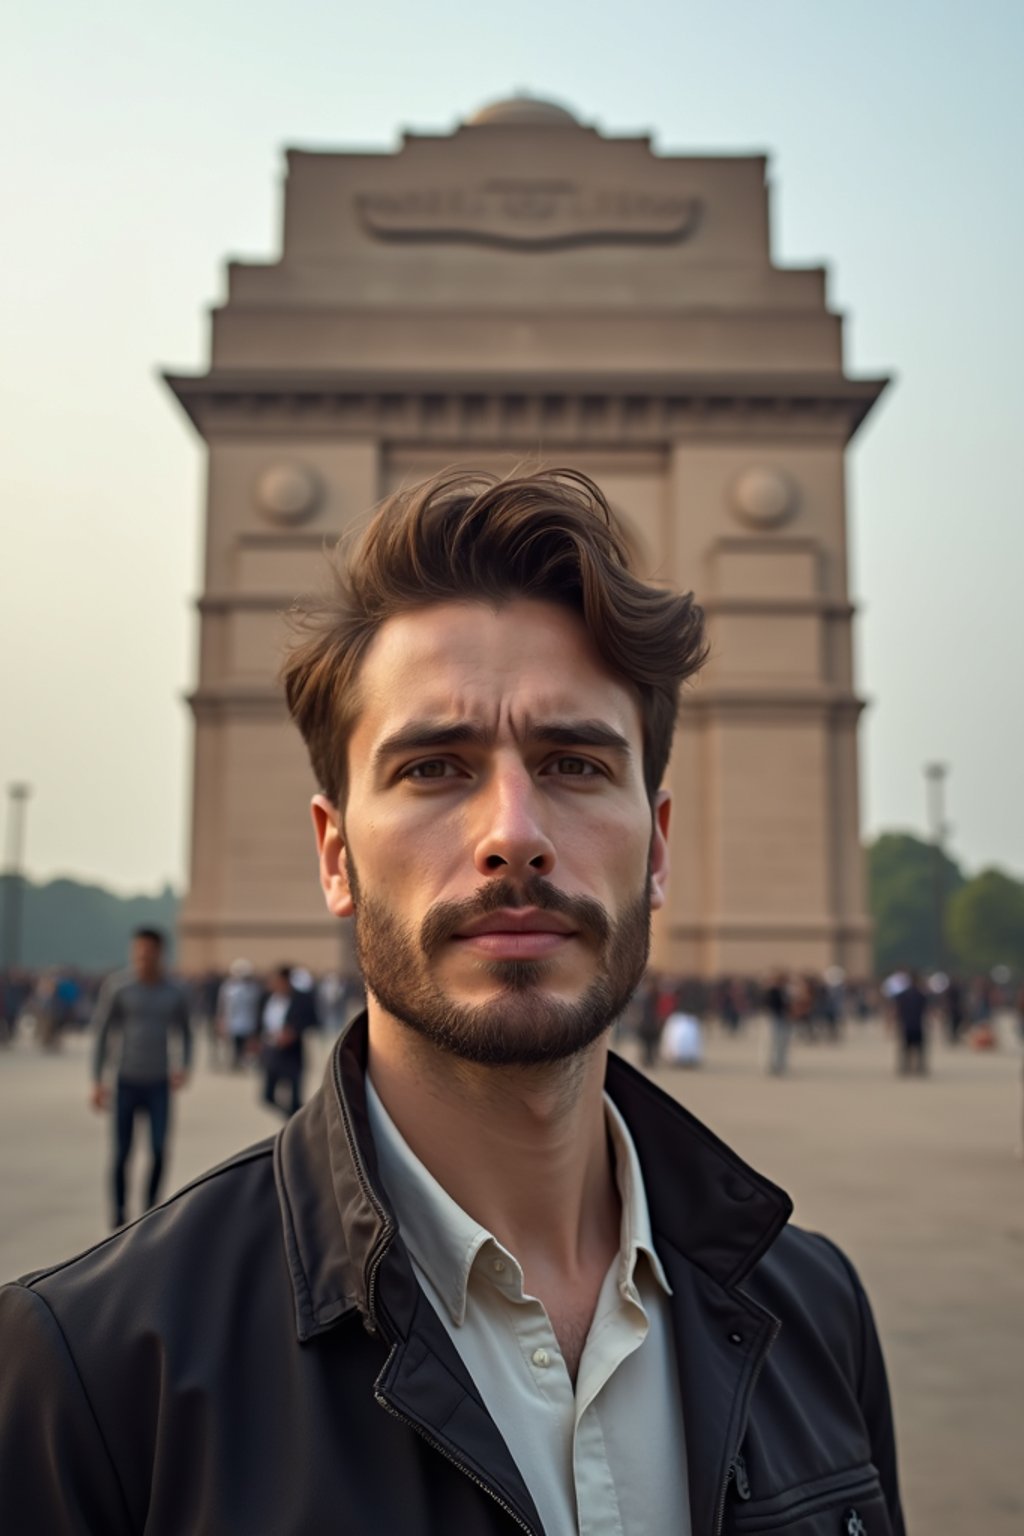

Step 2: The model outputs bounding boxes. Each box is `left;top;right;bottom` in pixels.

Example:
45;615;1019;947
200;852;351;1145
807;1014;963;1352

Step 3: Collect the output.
452;907;577;960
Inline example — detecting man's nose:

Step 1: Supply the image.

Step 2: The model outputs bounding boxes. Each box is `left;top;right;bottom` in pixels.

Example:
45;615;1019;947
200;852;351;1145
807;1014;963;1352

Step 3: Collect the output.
472;766;556;880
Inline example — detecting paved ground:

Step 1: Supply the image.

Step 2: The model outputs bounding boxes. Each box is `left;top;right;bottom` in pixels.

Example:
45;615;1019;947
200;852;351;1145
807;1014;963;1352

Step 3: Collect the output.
2;1015;1022;1533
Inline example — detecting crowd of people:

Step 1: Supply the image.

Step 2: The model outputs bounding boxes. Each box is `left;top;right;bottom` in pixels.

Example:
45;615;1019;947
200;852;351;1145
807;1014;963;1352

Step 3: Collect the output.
0;959;365;1063
625;967;1020;1075
2;956;1019;1077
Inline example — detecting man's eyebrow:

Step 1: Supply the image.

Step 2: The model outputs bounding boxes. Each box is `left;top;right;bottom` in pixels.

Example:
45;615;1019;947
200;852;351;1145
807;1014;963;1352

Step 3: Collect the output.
372;717;632;769
523;721;632;757
372;721;490;769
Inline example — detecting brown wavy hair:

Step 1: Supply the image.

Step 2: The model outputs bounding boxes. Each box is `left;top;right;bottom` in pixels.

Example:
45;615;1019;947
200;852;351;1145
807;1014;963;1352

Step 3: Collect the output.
281;467;707;805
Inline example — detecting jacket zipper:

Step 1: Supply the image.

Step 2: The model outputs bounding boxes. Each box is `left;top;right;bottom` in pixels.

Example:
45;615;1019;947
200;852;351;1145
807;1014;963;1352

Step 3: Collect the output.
374;1350;537;1536
727;1451;751;1501
713;1316;780;1536
363;1226;391;1333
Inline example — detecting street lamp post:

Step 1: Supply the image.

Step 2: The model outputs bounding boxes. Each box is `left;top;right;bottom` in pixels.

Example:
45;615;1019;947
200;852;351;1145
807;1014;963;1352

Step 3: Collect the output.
2;783;32;972
923;763;949;974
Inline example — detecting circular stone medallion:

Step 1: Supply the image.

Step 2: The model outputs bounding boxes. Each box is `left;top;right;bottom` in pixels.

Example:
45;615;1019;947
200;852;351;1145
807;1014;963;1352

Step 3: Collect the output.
731;467;797;528
255;463;321;524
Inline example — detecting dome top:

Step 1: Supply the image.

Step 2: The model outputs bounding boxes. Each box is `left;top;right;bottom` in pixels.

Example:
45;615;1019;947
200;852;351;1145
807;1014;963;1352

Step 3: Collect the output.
466;95;580;128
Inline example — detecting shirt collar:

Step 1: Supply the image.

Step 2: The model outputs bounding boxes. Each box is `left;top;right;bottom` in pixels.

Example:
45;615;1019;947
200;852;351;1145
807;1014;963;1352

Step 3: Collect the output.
605;1092;672;1299
364;1074;671;1330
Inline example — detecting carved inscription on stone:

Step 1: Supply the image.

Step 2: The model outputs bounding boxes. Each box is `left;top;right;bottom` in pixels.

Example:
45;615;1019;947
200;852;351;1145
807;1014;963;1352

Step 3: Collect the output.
356;181;702;249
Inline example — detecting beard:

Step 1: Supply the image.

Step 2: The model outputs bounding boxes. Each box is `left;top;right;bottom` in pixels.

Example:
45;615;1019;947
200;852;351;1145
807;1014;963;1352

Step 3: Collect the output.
349;861;651;1067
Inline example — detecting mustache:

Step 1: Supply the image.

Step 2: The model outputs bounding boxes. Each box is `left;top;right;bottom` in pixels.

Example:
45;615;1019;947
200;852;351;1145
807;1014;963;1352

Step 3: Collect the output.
419;875;612;956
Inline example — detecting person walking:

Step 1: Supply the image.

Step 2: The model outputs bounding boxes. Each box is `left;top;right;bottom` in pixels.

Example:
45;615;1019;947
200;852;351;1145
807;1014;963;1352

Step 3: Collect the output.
893;970;929;1076
317;969;348;1038
89;927;193;1228
258;965;315;1117
635;973;663;1069
216;958;262;1070
764;969;792;1075
944;975;965;1044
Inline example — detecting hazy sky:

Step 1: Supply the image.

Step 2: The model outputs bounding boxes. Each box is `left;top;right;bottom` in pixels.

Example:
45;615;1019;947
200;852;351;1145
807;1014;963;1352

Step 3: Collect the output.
3;0;1022;894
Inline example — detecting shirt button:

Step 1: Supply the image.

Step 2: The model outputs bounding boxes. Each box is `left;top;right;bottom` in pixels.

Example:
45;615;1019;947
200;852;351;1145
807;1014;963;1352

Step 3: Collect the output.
492;1259;506;1274
531;1347;550;1368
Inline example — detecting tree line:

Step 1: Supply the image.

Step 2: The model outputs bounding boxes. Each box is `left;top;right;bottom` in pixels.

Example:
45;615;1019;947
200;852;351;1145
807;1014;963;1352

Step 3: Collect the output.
868;832;1024;977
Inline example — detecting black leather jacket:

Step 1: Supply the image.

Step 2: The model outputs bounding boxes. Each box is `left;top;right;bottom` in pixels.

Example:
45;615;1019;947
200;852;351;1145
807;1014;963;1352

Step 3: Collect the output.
0;1016;905;1535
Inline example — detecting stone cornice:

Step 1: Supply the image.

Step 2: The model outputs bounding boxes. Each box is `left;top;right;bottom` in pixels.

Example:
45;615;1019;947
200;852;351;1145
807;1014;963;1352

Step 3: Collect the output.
681;685;867;721
197;591;857;620
187;685;288;720
178;912;339;936
198;593;294;613
668;916;873;939
187;680;867;724
701;596;856;619
163;369;888;446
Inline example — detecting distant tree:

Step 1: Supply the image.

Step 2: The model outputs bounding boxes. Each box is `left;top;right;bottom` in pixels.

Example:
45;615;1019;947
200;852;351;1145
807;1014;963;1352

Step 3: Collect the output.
866;832;966;975
946;868;1024;976
0;874;179;972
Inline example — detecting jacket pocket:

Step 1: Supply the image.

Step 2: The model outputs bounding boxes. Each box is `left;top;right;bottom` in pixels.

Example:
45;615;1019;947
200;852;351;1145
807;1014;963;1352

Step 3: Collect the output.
731;1462;892;1534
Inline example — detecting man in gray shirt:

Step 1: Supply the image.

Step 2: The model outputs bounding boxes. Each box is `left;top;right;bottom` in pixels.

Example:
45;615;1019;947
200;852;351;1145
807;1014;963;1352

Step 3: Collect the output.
90;927;193;1227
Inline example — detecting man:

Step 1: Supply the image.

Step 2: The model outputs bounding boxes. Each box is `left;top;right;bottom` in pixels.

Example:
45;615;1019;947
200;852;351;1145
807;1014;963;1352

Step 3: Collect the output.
634;972;663;1068
258;964;316;1117
88;926;192;1227
944;973;965;1044
764;969;792;1076
0;470;904;1534
317;967;351;1037
893;969;929;1076
660;1005;703;1068
216;957;262;1070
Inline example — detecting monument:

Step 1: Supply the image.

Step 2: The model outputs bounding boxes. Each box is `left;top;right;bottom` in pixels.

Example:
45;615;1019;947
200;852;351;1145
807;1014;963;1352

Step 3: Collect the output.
165;97;887;978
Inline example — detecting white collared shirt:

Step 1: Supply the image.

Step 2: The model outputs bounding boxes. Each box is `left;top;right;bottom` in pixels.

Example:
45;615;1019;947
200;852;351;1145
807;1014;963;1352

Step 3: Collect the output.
365;1077;690;1536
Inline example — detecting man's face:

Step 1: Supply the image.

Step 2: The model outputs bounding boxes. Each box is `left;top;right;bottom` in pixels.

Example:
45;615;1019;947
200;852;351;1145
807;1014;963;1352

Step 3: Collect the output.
131;937;161;982
313;599;670;1066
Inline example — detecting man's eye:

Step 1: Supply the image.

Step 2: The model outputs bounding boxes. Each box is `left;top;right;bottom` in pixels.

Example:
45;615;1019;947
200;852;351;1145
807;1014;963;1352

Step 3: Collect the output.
549;756;598;777
403;760;456;781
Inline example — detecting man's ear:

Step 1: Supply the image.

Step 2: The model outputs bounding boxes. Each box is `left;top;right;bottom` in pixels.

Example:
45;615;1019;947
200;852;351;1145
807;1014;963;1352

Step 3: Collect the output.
649;790;671;912
311;795;353;919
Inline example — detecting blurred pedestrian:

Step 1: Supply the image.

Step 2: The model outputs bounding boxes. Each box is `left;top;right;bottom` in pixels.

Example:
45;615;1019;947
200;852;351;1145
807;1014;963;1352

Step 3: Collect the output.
635;973;663;1069
660;1009;703;1067
790;974;816;1043
765;970;792;1076
216;959;262;1070
90;928;193;1228
944;975;966;1044
317;970;348;1038
717;977;741;1033
822;966;846;1041
0;970;30;1045
194;969;225;1068
258;965;315;1118
25;972;62;1050
53;969;80;1038
894;970;929;1076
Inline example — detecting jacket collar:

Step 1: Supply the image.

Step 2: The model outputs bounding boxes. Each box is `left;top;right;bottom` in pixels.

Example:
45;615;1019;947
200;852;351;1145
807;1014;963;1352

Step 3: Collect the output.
275;1012;793;1343
364;1072;672;1329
